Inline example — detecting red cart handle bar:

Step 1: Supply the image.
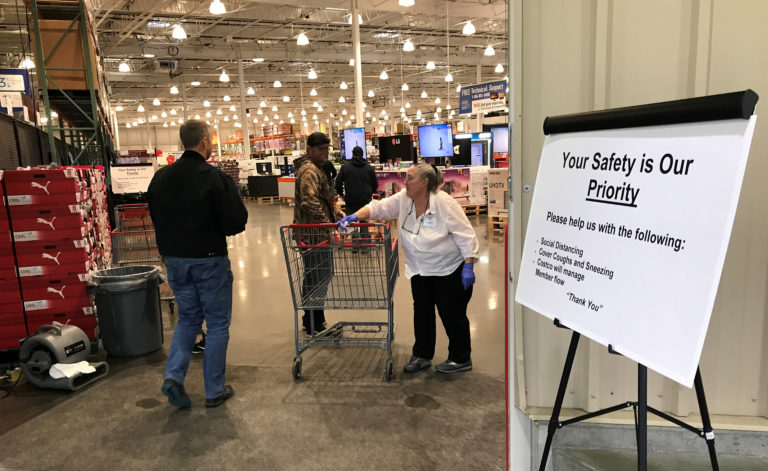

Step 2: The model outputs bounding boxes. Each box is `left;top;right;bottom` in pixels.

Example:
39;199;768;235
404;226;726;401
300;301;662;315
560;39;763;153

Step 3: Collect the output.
288;223;376;229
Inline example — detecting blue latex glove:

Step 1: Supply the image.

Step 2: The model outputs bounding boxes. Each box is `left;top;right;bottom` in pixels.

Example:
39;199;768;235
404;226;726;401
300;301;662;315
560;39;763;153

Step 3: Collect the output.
461;262;475;290
337;214;359;232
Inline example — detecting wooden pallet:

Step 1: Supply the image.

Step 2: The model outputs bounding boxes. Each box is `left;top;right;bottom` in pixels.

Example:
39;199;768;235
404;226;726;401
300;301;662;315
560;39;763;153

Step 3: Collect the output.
462;204;488;216
243;195;280;203
489;215;507;235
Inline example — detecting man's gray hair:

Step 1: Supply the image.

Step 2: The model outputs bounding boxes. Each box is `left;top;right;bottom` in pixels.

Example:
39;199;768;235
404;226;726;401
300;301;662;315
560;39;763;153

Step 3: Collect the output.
179;119;209;149
414;163;444;192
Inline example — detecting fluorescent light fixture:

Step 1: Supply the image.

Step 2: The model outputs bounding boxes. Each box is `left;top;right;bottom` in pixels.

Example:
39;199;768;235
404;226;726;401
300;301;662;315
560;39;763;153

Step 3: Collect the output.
312;114;317;120
456;84;461;92
191;81;201;86
283;96;290;102
484;45;495;56
405;102;411;108
257;109;263;115
436;106;441;112
347;13;363;24
170;85;179;94
247;87;255;95
206;111;212;118
288;112;293;117
153;98;161;106
479;132;491;139
342;109;348;115
229;105;236;111
125;123;131;128
297;33;309;46
273;80;282;87
380;70;389;80
216;109;223;115
223;116;229;121
310;88;318;96
339;96;345;103
301;109;307;115
252;58;264;62
143;53;155;58
308;69;317;79
340;82;348;90
274;114;279;120
161;111;168;118
209;0;226;15
223;95;231;102
403;39;414;52
259;101;266;108
51;111;58;118
115;105;123;111
401;83;409;91
421;91;428;98
426;61;435;70
170;109;177;115
349;59;355;66
445;73;453;82
368;90;374;97
463;20;476;35
118;61;130;72
399;106;405;113
317;106;323;112
219;70;230;82
233;114;238;120
272;105;278;111
163;122;168;128
446;104;451;109
151;115;158;120
495;63;504;73
137;105;145;112
172;24;187;40
434;97;441;104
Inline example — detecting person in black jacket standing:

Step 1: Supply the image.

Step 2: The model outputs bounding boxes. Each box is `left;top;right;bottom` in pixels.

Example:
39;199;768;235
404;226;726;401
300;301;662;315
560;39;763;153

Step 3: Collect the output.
336;146;378;246
148;119;248;409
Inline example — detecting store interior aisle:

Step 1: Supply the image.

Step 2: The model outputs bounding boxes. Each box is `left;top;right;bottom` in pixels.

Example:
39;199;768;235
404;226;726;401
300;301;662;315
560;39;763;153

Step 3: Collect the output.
0;201;507;470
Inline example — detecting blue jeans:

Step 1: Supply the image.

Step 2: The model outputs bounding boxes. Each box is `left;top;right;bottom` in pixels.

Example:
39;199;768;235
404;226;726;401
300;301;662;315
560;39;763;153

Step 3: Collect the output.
164;256;233;399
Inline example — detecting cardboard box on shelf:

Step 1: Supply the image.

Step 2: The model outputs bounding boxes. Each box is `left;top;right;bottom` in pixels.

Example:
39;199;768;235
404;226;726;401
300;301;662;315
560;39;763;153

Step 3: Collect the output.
487;168;508;218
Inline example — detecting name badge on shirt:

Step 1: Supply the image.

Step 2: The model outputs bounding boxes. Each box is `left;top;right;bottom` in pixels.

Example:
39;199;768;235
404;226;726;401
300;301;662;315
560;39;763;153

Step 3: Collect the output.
422;215;437;228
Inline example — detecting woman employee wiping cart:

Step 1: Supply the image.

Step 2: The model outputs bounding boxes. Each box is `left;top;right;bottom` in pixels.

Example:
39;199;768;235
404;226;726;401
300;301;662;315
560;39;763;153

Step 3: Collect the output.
338;163;479;373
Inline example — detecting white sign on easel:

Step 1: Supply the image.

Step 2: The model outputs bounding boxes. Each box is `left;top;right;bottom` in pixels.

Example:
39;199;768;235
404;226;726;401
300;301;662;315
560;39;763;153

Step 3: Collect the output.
515;117;757;387
110;165;155;194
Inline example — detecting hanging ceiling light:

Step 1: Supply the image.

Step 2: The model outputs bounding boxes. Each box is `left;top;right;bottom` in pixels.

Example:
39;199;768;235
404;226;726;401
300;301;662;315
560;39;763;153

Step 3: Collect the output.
456;84;461;92
317;106;323;112
162;122;168;128
425;61;436;70
257;109;263;115
434;97;441;104
191;81;201;86
125;123;131;128
380;70;389;80
272;105;278;111
290;118;295;124
403;39;414;52
223;116;229;121
462;20;476;35
401;83;409;91
216;109;223;115
296;33;309;46
340;82;348;90
308;69;317;80
342;109;348;115
152;98;161;106
177;118;183;124
247;87;255;95
171;24;187;40
161;111;168;118
484;44;496;56
421;90;428;98
170;109;177;115
367;90;375;98
405;102;411;108
273;80;282;88
137;104;145;113
115;105;123;111
310;88;318;96
444;72;453;82
349;59;355;66
169;85;179;95
233;114;238;120
209;0;226;15
399;106;405;113
118;61;130;72
446;104;451;110
339;96;345;103
274;114;279;120
206;111;212;118
229;105;236;111
311;102;319;108
151;115;159;120
347;13;363;24
259;100;266;108
288;112;293;118
283;96;290;102
223;95;231;102
301;109;307;116
436;106;442;113
495;63;504;73
219;70;230;82
312;114;318;120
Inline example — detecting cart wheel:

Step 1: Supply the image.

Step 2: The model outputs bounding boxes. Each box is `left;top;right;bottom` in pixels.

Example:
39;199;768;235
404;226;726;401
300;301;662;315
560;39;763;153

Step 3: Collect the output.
384;359;393;382
292;357;302;380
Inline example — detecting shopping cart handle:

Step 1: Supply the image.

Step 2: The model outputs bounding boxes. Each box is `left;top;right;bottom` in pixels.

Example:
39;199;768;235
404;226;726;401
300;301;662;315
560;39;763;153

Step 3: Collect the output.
289;223;376;228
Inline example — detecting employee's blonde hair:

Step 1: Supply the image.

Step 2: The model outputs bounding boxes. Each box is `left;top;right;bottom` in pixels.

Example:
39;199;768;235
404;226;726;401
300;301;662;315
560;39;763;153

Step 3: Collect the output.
415;163;444;192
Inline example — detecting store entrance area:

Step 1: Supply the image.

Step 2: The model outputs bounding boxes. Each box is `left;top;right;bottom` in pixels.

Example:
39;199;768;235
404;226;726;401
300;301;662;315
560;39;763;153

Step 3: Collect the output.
0;200;507;469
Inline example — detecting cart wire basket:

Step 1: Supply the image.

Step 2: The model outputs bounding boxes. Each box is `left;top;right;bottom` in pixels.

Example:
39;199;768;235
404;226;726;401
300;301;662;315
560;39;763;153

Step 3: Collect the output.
280;222;399;381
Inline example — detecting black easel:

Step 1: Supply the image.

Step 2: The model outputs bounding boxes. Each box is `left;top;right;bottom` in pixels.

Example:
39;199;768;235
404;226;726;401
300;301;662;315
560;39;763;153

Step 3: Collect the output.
538;319;719;471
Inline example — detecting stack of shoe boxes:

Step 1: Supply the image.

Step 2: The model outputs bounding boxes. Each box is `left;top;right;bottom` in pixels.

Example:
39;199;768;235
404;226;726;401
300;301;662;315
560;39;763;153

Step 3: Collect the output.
70;166;112;269
4;168;97;339
0;170;27;350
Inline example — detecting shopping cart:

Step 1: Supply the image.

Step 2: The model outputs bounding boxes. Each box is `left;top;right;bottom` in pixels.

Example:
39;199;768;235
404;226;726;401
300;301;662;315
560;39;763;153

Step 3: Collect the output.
281;223;399;381
110;205;176;313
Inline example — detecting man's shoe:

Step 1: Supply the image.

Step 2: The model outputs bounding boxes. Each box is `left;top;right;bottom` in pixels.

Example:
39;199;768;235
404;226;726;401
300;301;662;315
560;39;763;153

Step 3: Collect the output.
205;385;234;408
403;356;432;373
435;359;473;373
161;378;191;409
192;332;206;354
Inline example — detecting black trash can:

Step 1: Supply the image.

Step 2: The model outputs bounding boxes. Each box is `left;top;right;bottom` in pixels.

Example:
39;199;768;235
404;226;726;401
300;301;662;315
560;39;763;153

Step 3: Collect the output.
90;265;164;357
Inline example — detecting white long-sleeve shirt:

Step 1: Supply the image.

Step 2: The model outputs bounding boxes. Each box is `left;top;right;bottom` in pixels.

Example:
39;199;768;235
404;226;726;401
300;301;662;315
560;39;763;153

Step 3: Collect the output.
366;189;480;279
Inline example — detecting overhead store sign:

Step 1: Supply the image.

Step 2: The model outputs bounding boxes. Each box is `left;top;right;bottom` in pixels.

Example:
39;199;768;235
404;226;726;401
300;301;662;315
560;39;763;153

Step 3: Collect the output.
459;80;507;115
515;116;757;387
0;69;31;94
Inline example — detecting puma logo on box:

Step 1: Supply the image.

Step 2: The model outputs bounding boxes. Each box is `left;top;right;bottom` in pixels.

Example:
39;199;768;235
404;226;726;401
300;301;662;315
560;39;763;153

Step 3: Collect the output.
47;285;66;299
36;217;56;230
42;252;61;265
30;181;51;195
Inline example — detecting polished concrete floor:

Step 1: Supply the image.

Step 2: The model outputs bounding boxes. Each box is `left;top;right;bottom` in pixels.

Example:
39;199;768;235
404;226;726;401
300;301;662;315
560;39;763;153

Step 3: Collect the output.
0;201;507;470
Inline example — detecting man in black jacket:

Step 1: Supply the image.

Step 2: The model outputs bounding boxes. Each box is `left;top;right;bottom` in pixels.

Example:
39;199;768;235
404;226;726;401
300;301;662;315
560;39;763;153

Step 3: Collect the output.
148;119;248;409
335;146;378;246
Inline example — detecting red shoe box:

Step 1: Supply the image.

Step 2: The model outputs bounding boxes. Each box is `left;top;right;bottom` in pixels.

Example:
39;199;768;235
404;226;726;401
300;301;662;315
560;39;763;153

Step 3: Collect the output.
6;191;89;207
15;242;90;269
0;251;16;269
13;218;91;243
8;203;85;219
17;262;91;278
4;179;84;197
4;168;79;183
0;267;18;281
25;312;95;340
0;278;22;306
0;310;27;350
20;275;90;303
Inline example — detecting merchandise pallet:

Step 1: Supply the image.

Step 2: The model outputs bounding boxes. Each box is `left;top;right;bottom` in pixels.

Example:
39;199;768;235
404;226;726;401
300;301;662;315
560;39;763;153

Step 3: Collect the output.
0;170;27;350
489;215;507;236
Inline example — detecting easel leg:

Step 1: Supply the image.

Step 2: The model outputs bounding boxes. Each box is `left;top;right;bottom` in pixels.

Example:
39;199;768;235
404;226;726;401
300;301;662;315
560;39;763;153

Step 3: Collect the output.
637;364;647;471
539;331;580;471
694;368;719;470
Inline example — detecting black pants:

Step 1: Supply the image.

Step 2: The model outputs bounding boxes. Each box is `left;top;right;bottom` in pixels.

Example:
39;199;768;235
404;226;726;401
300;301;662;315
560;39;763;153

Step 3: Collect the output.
410;262;473;363
301;249;333;333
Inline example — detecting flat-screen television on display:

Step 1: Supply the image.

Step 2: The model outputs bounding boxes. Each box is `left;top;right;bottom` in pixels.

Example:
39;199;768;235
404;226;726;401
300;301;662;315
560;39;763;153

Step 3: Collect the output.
471;142;485;166
491;126;509;154
451;136;471;166
378;134;413;162
340;127;366;160
418;124;453;158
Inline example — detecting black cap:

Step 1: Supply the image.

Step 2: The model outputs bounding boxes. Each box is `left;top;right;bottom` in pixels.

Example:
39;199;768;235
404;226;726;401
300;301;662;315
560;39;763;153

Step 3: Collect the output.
307;132;330;148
